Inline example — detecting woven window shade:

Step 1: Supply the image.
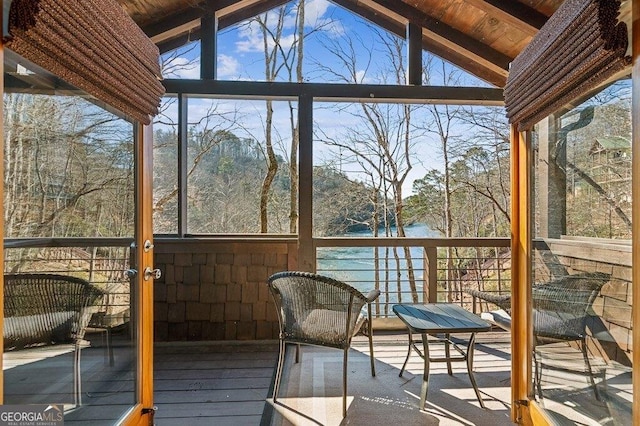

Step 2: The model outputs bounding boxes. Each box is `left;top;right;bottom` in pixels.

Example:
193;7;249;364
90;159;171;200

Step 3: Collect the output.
504;0;630;131
3;0;164;125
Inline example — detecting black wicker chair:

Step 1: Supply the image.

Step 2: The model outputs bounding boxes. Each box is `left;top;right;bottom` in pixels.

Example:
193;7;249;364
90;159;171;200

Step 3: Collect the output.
465;272;609;399
3;273;105;405
267;271;380;417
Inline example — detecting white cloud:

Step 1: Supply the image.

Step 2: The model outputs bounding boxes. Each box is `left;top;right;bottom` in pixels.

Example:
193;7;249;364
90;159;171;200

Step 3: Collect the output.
235;0;335;53
235;20;264;53
281;0;332;28
321;19;346;38
161;56;200;79
355;70;375;84
303;0;331;26
235;23;297;53
217;54;240;78
277;34;297;50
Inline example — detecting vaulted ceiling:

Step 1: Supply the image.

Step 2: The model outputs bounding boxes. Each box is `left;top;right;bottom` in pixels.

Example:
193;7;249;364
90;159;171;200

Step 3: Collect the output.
116;0;565;87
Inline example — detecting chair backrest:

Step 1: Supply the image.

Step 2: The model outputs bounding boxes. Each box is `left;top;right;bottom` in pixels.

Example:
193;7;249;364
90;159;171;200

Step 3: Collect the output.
533;272;609;341
267;271;369;349
4;273;105;350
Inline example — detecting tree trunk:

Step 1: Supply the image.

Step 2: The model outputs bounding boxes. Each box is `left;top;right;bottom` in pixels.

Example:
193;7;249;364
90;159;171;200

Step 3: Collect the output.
260;99;278;233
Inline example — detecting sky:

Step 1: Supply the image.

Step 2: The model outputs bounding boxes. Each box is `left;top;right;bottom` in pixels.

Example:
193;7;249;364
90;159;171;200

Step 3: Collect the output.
157;0;500;196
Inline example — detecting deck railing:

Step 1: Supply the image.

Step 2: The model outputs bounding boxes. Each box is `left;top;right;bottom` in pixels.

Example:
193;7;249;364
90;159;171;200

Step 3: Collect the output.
4;238;134;324
314;237;511;319
4;236;512;331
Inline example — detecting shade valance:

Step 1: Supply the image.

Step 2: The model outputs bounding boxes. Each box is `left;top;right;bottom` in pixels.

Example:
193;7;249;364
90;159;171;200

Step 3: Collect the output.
504;0;630;131
4;0;164;124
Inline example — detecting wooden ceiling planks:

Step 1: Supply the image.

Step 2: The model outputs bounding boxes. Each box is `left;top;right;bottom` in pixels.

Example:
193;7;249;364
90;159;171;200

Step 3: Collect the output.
117;0;203;28
411;0;541;58
463;0;547;36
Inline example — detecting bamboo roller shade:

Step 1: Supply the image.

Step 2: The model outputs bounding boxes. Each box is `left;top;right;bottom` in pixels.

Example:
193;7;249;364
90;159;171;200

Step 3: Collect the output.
4;0;165;125
504;0;630;131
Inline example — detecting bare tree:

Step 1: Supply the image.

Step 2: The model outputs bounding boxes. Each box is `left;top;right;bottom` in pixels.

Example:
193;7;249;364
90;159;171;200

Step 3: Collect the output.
314;27;423;303
4;94;132;239
250;1;337;232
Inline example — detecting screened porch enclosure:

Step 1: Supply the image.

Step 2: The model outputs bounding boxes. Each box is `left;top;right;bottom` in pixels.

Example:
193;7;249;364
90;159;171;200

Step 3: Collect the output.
2;0;639;425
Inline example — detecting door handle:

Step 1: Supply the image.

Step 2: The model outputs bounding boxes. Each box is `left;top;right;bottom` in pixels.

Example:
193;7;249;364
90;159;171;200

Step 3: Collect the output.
144;267;162;281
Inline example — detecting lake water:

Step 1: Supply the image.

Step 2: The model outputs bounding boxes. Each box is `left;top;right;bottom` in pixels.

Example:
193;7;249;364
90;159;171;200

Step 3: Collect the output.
316;223;439;306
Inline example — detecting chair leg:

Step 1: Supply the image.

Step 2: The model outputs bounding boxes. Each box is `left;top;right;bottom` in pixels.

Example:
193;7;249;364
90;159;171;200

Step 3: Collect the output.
533;349;542;400
367;312;376;377
581;337;601;401
106;327;114;367
273;339;286;403
74;343;82;406
295;343;300;363
343;347;349;417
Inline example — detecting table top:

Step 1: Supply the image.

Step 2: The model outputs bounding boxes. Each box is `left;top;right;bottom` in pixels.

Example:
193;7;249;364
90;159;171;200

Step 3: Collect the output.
392;303;491;333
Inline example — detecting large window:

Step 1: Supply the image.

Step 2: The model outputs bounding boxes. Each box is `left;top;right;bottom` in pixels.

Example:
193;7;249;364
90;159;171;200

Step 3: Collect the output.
153;96;179;234
153;97;295;234
530;77;632;424
313;102;510;239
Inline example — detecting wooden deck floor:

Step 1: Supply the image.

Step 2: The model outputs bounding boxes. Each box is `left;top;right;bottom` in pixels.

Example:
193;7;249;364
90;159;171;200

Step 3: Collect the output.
154;340;278;425
3;330;631;425
152;332;632;425
153;332;514;425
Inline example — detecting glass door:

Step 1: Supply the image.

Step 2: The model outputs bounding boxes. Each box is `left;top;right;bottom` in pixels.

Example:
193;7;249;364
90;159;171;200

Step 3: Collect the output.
1;50;156;424
527;78;633;424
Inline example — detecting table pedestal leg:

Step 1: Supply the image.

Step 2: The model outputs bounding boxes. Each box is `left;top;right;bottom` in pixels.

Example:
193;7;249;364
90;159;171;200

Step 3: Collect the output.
420;332;430;411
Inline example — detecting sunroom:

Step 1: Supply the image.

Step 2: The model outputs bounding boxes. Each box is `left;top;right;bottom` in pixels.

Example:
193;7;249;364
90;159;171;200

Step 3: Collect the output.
0;0;637;425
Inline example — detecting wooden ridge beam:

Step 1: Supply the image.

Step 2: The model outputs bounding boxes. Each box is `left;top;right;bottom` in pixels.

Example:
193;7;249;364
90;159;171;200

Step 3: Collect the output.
464;0;548;37
361;0;511;70
332;0;505;86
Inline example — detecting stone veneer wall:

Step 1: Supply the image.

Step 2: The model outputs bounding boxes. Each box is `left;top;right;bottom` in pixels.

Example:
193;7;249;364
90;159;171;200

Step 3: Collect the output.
153;238;298;341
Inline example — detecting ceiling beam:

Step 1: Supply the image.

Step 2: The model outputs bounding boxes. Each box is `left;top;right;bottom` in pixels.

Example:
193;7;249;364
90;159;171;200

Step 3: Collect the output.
361;0;511;70
157;31;201;54
420;36;507;87
331;0;505;87
149;0;292;50
144;8;205;40
463;0;548;36
162;79;505;106
218;0;291;28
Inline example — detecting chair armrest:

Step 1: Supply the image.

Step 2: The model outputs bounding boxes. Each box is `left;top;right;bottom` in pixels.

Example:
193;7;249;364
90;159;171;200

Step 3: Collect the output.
465;289;512;312
364;289;381;303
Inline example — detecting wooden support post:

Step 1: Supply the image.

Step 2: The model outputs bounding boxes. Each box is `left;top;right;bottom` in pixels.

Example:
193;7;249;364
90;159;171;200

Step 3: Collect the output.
298;94;314;272
510;125;532;423
407;22;422;86
200;14;217;80
425;246;438;303
0;11;5;400
177;94;188;237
